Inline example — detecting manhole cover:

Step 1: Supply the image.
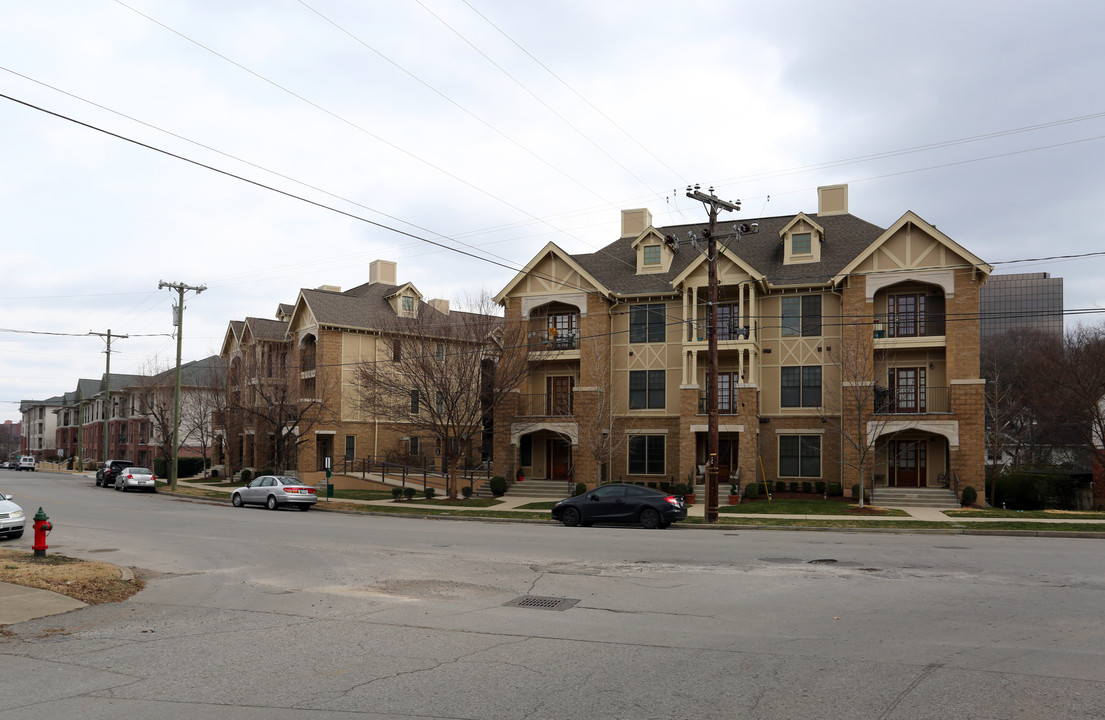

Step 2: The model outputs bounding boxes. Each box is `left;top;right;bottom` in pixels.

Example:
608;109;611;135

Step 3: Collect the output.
503;595;579;611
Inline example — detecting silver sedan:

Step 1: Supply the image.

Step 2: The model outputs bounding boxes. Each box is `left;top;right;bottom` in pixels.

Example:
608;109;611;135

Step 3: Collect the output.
115;467;157;492
232;476;317;511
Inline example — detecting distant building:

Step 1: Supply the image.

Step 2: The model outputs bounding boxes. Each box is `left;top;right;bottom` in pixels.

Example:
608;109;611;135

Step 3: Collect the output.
980;272;1063;342
19;397;64;460
0;420;21;460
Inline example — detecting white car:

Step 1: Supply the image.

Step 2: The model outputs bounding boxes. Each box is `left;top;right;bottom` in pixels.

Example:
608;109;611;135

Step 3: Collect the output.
115;467;157;492
0;493;25;539
17;456;35;471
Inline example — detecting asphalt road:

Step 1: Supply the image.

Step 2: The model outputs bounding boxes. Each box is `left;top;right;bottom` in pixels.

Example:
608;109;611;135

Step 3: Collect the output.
1;470;1103;719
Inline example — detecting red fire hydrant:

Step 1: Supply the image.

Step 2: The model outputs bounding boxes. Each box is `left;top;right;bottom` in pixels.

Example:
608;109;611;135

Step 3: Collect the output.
32;507;52;557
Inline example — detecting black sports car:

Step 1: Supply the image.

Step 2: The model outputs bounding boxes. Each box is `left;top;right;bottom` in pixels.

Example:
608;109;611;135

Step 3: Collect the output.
551;483;687;529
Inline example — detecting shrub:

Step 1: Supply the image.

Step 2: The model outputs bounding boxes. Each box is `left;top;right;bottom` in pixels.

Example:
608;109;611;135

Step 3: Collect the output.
729;483;739;496
827;482;843;497
672;483;688;496
659;482;671;492
423;487;436;500
815;481;826;495
851;484;868;502
961;485;978;507
775;480;786;493
489;476;508;496
461;486;473;499
574;482;587;496
991;471;1075;510
257;468;275;477
789;481;799;493
240;469;253;484
647;481;657;489
744;482;760;500
392;487;403;501
403;486;416;500
800;481;811;493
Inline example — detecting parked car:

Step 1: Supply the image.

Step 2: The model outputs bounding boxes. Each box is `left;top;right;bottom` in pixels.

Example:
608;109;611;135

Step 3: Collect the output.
0;461;9;469
551;483;687;529
231;475;317;511
0;492;25;539
115;466;157;492
17;456;35;471
96;459;133;487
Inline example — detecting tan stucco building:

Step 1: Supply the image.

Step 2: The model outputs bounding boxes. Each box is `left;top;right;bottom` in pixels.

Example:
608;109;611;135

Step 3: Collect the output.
493;185;991;500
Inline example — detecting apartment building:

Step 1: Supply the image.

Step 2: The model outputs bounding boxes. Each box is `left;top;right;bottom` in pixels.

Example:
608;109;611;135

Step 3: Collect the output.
19;397;62;460
493;185;991;499
219;260;499;485
52;358;225;468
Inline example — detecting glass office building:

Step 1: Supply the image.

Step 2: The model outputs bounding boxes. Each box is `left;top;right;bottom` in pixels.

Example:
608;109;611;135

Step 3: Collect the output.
979;272;1063;342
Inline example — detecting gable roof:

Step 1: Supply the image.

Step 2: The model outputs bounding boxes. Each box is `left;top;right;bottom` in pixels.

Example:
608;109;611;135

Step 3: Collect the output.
493;242;613;303
568;212;887;296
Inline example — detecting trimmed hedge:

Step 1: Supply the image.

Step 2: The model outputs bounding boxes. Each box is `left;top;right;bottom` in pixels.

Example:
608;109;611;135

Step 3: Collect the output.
990;472;1077;510
744;482;760;500
574;482;587;496
152;457;209;479
489;476;508;496
961;486;977;506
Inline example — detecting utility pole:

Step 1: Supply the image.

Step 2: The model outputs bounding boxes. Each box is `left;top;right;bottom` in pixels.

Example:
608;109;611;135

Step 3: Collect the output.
159;280;207;491
686;185;741;523
89;330;128;465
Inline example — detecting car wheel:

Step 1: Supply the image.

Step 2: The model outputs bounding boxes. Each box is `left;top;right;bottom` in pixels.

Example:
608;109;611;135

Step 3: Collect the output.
231;493;244;508
298;504;310;512
561;507;580;527
640;508;661;529
266;495;279;511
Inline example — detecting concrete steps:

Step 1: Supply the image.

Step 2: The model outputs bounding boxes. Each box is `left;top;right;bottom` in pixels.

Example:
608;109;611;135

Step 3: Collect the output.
870;486;959;508
506;478;574;498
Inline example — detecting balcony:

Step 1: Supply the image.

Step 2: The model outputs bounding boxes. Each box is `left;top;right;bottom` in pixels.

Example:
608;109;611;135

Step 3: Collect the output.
517;393;574;417
526;329;581;360
874;312;947;339
697;394;740;415
874;386;950;414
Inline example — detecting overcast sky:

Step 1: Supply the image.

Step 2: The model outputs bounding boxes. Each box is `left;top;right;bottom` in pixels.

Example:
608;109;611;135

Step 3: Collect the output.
3;0;1104;423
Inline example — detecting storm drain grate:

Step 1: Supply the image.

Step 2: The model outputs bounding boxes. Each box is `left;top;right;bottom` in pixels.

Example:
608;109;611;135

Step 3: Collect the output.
504;595;579;611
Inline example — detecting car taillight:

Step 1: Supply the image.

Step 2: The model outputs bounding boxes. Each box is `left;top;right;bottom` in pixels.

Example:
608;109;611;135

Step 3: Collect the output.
305;487;316;494
283;487;300;493
126;474;133;479
664;495;681;507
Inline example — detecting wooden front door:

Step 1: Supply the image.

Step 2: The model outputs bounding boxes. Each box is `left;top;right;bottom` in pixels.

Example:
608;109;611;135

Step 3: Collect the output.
547;438;572;480
546;376;574;416
892;368;926;413
891;440;926;487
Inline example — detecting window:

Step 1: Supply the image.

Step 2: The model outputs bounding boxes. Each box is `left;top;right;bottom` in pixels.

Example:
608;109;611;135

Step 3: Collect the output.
629;304;666;343
717;303;744;340
435;343;445;362
718;372;739;414
781;295;822;337
629;370;665;409
344;435;355;459
781;366;821;407
642;245;661;266
435;391;445;413
301;376;316;397
779;435;821;477
408;436;419;455
393;338;402;361
791;232;812;254
520;435;532;466
628;435;665;474
409;389;419;414
401;296;414;313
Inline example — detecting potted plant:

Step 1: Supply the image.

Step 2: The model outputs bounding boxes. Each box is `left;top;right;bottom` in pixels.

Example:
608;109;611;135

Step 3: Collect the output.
728;482;740;505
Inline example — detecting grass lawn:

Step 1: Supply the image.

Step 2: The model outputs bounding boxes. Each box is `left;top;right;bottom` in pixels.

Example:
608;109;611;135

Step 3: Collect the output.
945;508;1105;520
718;498;909;516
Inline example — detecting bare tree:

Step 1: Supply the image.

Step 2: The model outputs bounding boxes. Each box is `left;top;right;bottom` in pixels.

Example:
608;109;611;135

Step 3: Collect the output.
356;291;528;499
135;359;181;473
179;359;227;478
573;332;626;486
226;344;334;474
821;324;902;508
1030;323;1105;462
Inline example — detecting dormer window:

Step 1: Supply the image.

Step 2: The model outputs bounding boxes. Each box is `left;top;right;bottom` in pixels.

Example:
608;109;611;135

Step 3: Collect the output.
792;233;812;255
642;245;661;266
401;296;414;314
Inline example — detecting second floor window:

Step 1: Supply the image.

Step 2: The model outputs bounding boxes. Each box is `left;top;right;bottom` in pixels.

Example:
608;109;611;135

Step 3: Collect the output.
781;295;822;337
642;245;661;266
629;369;665;410
781;366;821;408
629;304;666;343
401;296;415;313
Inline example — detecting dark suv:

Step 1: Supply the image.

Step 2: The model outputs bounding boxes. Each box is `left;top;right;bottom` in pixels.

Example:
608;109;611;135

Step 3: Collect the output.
96;459;134;488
